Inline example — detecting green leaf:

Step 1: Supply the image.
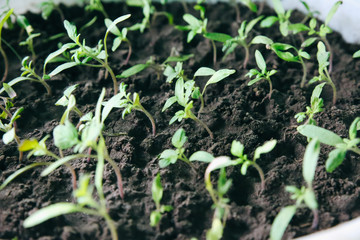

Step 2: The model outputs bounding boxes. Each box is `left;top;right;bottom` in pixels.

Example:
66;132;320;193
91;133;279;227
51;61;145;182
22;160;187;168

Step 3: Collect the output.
152;173;163;204
104;18;121;36
272;0;285;15
241;161;251;175
0;77;33;95
194;67;215;77
325;148;347;173
18;139;39;152
206;218;223;240
270;205;297;240
41;155;81;176
231;140;244;158
63;20;78;42
189;151;214;163
204;32;232;43
254;140;277;160
349;117;360;140
260;16;278;28
105;14;131;37
248;78;262;86
172;128;187;149
0;162;49;190
206;69;235;86
288;23;309;34
183;14;200;27
150;211;162;227
245;16;264;36
3;83;17;99
23;203;80;228
297;125;343;146
304;189;318;210
251;35;274;45
49;62;78;77
159;149;178;167
301;37;317;48
299;51;310;60
53;121;79;150
44;43;76;72
353;50;360;58
0;9;14;44
205;156;234;177
303;138;320;185
162;96;177;112
3;128;15;144
325;1;342;26
175;78;186;107
255;50;266;73
164;54;194;63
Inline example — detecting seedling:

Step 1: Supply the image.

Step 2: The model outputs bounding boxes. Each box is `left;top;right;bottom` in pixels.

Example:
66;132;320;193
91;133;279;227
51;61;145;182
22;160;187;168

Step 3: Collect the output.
17;15;40;61
260;0;293;36
205;167;232;240
299;0;319;23
83;0;109;18
23;174;119;240
270;138;320;240
104;18;132;64
39;0;65;22
158;128;214;171
221;15;264;68
102;82;156;136
44;15;130;94
306;1;343;73
297;117;360;173
55;84;83;124
245;50;277;98
295;82;325;125
0;9;13;82
309;41;337;104
150;173;173;227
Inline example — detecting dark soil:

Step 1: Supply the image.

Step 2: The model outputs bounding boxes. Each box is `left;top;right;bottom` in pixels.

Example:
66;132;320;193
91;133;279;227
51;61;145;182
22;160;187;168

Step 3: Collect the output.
1;2;360;240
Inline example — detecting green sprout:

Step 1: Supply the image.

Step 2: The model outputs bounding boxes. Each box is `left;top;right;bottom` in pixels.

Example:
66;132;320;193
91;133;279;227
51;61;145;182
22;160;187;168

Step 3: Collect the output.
45;14;131;95
55;84;84;124
295;82;325;125
0;8;13;83
221;15;264;68
104;18;132;64
306;1;343;73
297;117;360;173
150;173;173;227
17;15;41;61
103;82;156;136
270;138;320;240
299;0;319;23
23;174;119;240
83;0;109;18
246;50;277;98
39;0;65;22
309;41;336;104
260;0;293;36
158;128;214;171
205;167;232;240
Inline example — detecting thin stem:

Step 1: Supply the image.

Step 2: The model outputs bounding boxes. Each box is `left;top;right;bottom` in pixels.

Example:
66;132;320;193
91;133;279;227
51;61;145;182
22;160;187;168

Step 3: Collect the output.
252;162;265;191
267;78;273;99
124;41;132;65
179;154;197;173
64;162;77;191
323;37;333;73
135;105;156;136
311;209;319;229
102;211;118;240
300;57;308;88
0;47;9;82
350;147;360;155
325;68;336;104
197;93;205;118
211;39;217;65
105;155;124;199
243;46;250;69
190;115;214;139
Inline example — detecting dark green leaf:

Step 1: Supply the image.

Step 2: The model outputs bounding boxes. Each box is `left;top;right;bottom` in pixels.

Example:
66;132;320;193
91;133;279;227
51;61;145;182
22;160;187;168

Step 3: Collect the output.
204;32;232;43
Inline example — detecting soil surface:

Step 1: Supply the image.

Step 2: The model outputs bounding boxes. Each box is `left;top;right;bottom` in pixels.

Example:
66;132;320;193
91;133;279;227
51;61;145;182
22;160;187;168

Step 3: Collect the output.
1;2;360;240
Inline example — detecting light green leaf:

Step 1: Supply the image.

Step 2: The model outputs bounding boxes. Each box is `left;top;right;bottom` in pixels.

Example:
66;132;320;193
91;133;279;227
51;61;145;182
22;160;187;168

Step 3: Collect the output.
303;138;320;185
251;35;274;45
349;117;360;140
260;16;278;28
3;127;15;144
299;51;310;60
105;14;131;36
53;121;79;150
0;9;14;42
189;151;214;163
18;139;39;152
254;140;277;160
41;155;81;176
162;96;177;112
44;43;76;72
204;32;232;43
152;173;163;203
206;218;223;240
63;20;78;42
297;125;343;146
325;1;342;26
206;69;235;86
183;14;200;27
164;54;194;63
194;67;215;77
150;211;162;227
272;0;285;15
231;140;244;158
241;161;251;175
270;205;297;240
49;62;78;77
304;189;318;210
175;78;186;107
325;148;347;173
23;203;80;228
255;50;266;73
3;83;16;99
245;16;263;36
205;156;234;177
172;128;187;149
301;37;317;48
353;50;360;59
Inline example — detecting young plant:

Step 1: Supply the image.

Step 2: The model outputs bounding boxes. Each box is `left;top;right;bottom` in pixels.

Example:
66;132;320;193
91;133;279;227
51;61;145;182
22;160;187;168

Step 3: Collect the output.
17;15;41;61
306;1;343;73
270;138;320;240
221;15;264;68
150;173;173;227
23;174;119;240
83;0;109;18
55;84;84;124
205;167;232;240
104;18;132;64
297;117;360;173
260;0;293;36
309;41;336;104
245;50;277;98
102;82;156;136
295;82;325;125
0;8;13;82
45;14;131;94
39;0;65;22
158;128;214;171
